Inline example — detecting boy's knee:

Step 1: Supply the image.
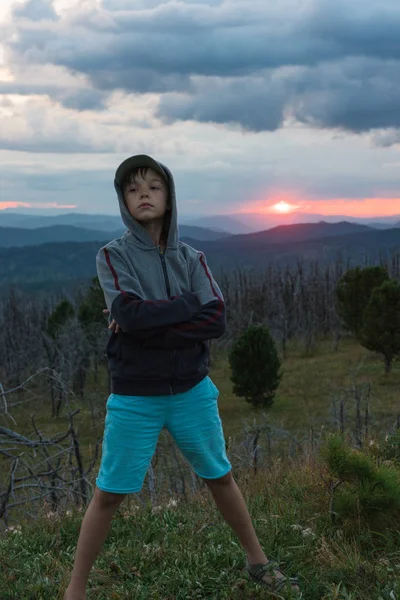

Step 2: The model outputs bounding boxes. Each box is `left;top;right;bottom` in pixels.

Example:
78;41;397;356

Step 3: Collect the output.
203;470;233;486
94;486;126;509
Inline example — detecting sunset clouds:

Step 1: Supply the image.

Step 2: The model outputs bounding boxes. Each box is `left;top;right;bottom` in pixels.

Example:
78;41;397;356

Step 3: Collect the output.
0;0;399;218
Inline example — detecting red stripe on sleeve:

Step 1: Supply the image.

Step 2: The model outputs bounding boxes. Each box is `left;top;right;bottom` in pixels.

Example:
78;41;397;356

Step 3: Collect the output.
104;248;123;292
171;299;224;331
199;254;223;301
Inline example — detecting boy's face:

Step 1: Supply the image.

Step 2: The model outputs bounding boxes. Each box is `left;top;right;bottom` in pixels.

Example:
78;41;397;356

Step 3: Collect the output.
123;167;168;225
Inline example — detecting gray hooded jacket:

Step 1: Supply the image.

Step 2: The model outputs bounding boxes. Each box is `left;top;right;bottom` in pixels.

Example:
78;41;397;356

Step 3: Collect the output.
96;157;226;396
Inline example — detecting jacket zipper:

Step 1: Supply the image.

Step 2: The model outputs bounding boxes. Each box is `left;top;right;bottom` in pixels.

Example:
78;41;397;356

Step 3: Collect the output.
159;250;171;297
159;249;176;394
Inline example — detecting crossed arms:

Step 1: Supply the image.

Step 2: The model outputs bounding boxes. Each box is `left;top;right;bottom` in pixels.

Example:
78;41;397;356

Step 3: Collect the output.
96;246;226;348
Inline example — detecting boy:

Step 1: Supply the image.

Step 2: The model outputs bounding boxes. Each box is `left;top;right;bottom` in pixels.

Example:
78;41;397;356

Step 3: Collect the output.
64;155;300;599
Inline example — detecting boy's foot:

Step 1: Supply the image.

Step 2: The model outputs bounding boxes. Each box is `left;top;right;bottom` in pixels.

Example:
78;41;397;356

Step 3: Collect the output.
64;587;86;600
245;556;301;598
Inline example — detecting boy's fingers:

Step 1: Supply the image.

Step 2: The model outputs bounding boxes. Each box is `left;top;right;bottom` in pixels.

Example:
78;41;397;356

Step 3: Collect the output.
108;319;121;333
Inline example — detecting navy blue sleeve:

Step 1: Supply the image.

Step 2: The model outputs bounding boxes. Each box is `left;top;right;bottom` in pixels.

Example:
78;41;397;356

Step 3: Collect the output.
141;300;226;348
96;246;201;333
141;253;226;348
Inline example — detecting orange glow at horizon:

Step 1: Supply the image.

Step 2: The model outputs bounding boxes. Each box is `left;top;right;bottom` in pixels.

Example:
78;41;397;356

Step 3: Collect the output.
242;197;400;218
0;201;77;211
0;202;32;210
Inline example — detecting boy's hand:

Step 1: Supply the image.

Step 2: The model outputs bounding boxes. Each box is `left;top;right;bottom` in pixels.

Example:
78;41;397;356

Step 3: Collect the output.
103;309;120;333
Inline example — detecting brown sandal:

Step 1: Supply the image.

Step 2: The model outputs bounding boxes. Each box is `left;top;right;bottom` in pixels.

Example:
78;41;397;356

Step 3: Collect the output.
246;556;301;598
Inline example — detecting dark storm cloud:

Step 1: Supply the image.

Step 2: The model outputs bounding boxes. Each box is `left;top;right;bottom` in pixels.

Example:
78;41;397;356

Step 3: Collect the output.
158;75;287;131
291;60;400;132
157;58;400;133
4;0;400;140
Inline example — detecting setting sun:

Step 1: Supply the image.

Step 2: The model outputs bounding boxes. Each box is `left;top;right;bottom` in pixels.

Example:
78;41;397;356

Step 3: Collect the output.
272;201;296;214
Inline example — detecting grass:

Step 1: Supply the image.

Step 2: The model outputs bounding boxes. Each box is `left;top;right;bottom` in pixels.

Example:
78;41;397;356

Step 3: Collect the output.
1;338;400;598
215;337;400;439
5;337;399;453
1;459;400;599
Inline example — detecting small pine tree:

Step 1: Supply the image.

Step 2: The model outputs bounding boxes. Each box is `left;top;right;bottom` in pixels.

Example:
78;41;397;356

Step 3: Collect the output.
46;299;75;339
78;277;106;329
378;430;400;462
360;279;400;374
321;434;400;531
228;324;282;408
336;266;389;337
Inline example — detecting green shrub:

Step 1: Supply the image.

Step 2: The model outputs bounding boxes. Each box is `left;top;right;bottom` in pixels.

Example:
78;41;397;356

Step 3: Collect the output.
228;324;282;408
46;299;75;339
321;434;400;530
78;276;106;328
360;279;400;374
377;430;400;462
336;266;389;337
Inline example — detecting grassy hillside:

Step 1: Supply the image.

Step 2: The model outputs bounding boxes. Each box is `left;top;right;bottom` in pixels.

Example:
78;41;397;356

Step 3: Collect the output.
5;338;399;454
215;338;400;438
1;455;399;599
1;340;400;598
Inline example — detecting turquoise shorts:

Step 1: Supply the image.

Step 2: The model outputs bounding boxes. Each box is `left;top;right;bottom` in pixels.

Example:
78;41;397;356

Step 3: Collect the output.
96;376;232;494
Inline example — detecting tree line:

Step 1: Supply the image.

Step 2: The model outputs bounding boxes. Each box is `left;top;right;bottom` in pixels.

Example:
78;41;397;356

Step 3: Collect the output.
1;251;400;524
1;251;400;401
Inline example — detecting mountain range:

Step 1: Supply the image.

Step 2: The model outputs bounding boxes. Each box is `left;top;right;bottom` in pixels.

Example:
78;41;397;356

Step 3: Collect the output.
213;221;376;245
2;210;399;235
181;225;400;271
0;210;242;234
210;211;400;231
180;212;400;232
0;212;124;231
0;224;229;247
1;220;399;294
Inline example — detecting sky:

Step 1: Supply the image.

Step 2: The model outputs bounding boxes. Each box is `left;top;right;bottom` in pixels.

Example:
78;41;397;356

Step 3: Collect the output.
0;0;399;220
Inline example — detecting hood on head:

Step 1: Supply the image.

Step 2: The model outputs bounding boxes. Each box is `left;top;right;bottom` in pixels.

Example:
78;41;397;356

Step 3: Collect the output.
114;154;179;249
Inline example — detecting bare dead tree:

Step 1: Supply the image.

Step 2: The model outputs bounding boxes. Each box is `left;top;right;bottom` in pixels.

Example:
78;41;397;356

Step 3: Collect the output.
0;370;102;528
2;251;399;397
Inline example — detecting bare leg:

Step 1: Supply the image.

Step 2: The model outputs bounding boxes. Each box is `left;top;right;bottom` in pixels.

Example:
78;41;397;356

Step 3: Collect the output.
204;471;300;592
64;487;126;600
203;471;267;564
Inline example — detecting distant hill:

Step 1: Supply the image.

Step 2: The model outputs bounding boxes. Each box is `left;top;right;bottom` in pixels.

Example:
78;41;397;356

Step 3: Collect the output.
181;215;255;235
0;224;229;248
2;210;399;236
1;222;399;292
369;222;399;230
183;226;400;271
0;241;103;289
229;211;400;231
178;226;229;241
0;212;124;231
224;221;374;245
0;211;230;237
0;225;124;247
